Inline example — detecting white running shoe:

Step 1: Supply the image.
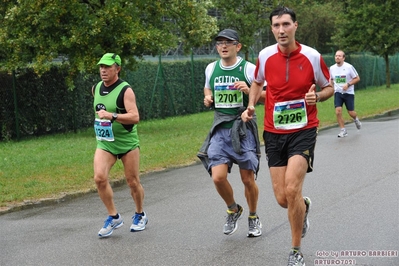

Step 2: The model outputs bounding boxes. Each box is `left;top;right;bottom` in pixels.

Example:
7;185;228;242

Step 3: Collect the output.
247;215;262;237
288;249;305;266
302;197;311;238
338;129;348;138
354;119;362;130
223;205;243;235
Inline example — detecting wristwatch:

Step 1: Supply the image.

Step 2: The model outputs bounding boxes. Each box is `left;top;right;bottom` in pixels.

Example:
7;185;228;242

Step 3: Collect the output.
111;112;118;122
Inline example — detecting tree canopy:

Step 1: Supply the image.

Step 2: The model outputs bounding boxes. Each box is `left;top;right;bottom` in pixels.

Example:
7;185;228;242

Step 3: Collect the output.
0;0;218;87
331;0;399;87
213;0;272;61
291;1;341;54
0;0;398;88
213;0;342;57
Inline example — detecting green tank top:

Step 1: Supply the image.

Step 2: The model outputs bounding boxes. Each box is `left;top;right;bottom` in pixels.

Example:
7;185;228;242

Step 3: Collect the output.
209;58;250;128
93;80;139;155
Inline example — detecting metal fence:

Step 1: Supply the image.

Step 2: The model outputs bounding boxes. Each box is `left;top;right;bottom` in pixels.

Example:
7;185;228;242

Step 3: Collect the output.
0;52;398;141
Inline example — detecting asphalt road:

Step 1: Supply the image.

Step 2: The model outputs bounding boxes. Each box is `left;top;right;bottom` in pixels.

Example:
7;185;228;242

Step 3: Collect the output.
1;113;398;266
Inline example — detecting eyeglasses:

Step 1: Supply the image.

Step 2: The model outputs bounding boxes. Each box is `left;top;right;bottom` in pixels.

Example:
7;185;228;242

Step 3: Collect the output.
216;40;238;46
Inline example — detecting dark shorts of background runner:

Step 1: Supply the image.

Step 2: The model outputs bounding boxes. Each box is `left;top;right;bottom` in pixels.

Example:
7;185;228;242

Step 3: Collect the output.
334;92;355;111
263;127;317;173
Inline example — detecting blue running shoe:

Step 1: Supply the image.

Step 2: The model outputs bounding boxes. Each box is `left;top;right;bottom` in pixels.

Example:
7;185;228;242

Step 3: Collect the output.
130;212;148;232
98;214;123;238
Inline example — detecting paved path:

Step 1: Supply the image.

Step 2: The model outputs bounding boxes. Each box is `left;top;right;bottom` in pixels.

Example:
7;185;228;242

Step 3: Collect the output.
1;113;398;266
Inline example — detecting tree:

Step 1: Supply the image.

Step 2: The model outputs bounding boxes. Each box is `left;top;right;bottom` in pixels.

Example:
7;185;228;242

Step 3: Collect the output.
0;0;218;88
260;0;342;54
212;0;343;60
290;1;342;54
331;0;399;88
213;0;273;61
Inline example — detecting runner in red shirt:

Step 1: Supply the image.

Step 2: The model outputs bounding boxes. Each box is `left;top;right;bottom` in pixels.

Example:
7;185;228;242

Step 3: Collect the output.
241;6;334;266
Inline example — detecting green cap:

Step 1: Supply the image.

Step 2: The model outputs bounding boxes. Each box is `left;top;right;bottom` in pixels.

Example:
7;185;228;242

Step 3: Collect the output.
97;53;122;66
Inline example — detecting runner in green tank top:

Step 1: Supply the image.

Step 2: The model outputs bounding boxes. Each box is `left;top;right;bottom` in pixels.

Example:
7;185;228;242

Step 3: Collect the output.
208;56;251;128
92;53;148;238
201;29;264;238
93;80;139;153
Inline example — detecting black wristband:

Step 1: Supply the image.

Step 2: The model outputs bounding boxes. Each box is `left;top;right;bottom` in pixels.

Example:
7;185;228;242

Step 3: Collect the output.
111;112;118;122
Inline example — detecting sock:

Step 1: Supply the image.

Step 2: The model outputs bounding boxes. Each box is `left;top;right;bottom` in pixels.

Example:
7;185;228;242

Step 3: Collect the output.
111;213;119;219
304;199;309;212
292;246;301;253
227;202;238;212
135;212;144;216
292;247;301;253
249;212;257;218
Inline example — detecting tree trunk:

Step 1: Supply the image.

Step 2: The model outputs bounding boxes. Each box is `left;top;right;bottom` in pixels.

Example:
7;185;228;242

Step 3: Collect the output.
385;53;391;88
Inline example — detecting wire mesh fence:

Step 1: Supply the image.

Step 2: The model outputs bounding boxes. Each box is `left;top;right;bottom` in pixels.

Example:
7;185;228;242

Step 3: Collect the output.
0;52;398;141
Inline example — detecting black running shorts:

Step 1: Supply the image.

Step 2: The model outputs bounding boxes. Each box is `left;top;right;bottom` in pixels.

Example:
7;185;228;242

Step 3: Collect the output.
263;127;318;173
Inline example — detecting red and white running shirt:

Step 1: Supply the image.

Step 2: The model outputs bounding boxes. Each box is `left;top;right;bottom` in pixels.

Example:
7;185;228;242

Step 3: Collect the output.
254;41;330;134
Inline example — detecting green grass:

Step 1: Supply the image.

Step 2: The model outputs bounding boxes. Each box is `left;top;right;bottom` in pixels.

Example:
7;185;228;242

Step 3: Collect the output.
0;84;398;207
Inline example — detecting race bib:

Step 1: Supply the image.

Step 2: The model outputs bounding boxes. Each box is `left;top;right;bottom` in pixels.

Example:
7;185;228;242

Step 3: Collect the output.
273;99;308;130
335;75;347;84
94;118;115;141
214;84;243;108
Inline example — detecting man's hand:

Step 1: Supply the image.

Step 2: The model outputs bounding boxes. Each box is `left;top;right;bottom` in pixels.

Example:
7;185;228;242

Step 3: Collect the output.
96;109;111;120
305;84;317;105
234;81;250;95
204;95;214;108
241;106;255;122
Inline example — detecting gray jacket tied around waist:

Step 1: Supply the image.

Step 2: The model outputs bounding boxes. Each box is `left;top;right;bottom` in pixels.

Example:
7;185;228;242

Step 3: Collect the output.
197;107;261;177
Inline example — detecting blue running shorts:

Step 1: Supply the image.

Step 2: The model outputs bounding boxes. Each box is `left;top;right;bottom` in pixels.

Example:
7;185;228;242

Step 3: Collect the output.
207;128;258;173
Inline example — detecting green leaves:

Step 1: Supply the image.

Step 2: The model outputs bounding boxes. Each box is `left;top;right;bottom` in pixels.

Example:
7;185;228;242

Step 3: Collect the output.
214;0;272;60
332;0;399;56
0;0;217;88
331;0;399;87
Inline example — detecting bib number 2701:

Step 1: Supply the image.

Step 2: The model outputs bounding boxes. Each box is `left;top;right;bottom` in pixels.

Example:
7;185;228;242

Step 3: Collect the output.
214;84;243;108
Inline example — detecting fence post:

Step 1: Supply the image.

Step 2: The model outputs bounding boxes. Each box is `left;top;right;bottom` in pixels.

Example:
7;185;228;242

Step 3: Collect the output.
73;87;77;133
149;55;175;118
250;47;255;63
149;55;162;118
362;52;367;89
12;70;20;140
190;49;195;111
